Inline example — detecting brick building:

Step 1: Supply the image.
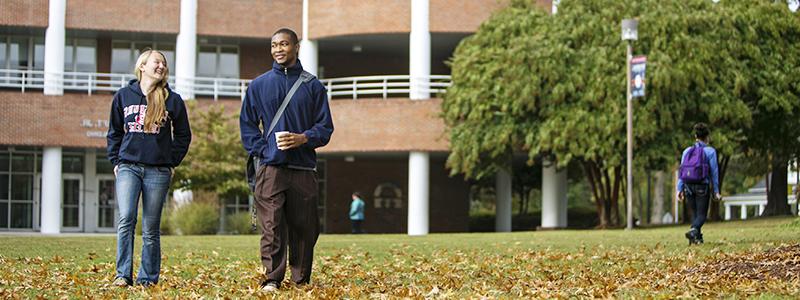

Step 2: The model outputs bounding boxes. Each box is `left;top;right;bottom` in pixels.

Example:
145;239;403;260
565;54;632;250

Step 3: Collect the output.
0;0;555;234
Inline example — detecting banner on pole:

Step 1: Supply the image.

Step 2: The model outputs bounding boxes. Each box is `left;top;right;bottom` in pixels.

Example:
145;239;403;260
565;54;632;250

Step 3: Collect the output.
631;56;646;98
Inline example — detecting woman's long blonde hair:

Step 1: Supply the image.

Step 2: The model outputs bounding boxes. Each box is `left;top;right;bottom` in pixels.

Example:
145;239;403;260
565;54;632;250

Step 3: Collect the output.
133;49;169;133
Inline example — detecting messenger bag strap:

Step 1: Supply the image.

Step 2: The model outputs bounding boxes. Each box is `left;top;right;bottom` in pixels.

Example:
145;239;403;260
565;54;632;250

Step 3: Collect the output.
265;70;314;138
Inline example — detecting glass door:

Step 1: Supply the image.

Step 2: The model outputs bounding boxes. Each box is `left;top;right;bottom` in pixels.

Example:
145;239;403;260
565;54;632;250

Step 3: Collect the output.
61;174;83;231
97;175;116;232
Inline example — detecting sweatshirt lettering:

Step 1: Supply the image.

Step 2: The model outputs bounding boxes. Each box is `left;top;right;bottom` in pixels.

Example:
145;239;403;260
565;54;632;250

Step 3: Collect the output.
123;104;162;134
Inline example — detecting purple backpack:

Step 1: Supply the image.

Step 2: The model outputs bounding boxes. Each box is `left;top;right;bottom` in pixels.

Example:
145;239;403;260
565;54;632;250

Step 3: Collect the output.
679;144;709;183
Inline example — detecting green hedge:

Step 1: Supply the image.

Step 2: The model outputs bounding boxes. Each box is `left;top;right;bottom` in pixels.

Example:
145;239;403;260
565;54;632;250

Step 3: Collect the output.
171;201;220;235
134;208;173;235
469;206;598;232
224;212;257;235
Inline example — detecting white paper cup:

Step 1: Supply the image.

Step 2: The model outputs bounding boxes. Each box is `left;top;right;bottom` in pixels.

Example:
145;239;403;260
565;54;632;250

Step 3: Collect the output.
275;131;290;150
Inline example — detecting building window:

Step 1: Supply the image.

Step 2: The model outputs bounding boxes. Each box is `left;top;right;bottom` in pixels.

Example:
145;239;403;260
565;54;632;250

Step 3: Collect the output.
196;45;239;79
0;36;44;70
63;38;97;88
111;41;176;74
62;155;84;174
0;36;45;85
373;182;403;209
64;39;96;73
223;194;249;216
0;150;37;230
96;155;114;174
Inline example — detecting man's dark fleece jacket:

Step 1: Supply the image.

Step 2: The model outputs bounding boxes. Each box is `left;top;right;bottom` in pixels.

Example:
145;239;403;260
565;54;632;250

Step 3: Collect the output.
239;60;333;169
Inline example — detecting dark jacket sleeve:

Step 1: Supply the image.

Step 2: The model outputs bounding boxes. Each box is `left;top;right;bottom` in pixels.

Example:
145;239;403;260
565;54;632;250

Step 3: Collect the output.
170;95;192;168
106;91;124;166
302;82;334;149
240;84;268;157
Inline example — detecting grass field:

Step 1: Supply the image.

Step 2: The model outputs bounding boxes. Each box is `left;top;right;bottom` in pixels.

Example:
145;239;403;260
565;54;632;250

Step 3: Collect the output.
1;217;799;298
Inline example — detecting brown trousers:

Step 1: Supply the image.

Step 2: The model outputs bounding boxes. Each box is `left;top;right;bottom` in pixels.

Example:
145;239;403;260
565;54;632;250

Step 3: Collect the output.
255;165;319;285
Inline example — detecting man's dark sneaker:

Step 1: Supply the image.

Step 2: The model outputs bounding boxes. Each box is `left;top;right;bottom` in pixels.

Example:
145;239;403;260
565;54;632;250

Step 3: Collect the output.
136;281;157;287
685;228;701;245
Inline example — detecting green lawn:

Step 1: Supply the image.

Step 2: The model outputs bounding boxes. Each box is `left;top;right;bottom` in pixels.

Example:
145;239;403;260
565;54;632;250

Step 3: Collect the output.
1;217;799;298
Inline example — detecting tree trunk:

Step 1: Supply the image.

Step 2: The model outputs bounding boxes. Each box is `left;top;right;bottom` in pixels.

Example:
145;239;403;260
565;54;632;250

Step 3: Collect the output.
764;158;792;216
581;160;625;228
584;160;611;228
650;170;665;224
610;166;622;227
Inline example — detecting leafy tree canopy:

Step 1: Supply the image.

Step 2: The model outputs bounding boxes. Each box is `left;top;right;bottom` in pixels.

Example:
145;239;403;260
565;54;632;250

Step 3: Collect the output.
172;103;248;198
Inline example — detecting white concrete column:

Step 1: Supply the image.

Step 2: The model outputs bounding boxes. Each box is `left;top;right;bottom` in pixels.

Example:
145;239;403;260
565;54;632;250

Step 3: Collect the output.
740;205;748;219
299;40;318;76
299;0;318;76
724;204;731;220
409;0;430;100
83;149;97;232
495;168;512;232
175;0;197;99
41;147;63;234
407;151;429;235
44;0;66;95
542;159;568;228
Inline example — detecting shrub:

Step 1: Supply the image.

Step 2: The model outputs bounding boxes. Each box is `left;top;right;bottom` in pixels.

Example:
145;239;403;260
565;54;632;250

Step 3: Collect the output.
468;207;598;232
224;212;256;235
134;206;173;235
171;201;220;235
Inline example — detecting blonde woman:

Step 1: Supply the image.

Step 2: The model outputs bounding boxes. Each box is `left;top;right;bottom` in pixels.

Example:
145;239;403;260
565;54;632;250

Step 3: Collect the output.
106;49;191;287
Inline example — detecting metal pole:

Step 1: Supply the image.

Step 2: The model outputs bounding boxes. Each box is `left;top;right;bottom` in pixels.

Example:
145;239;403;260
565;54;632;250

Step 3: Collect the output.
626;41;634;230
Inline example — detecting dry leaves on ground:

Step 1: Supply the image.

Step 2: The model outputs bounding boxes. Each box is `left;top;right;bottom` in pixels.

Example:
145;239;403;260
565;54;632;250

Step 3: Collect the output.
0;242;798;298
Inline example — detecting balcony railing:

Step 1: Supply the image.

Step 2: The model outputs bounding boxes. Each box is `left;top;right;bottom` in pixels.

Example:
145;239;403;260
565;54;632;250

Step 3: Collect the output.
320;75;451;99
0;69;451;100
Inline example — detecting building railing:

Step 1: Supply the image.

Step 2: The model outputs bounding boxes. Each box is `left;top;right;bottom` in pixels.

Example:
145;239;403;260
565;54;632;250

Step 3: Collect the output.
722;194;798;220
0;69;452;100
320;75;451;99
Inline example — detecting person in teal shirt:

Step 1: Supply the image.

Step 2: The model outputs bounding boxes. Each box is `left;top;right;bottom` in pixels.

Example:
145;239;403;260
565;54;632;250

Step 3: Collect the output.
349;192;366;234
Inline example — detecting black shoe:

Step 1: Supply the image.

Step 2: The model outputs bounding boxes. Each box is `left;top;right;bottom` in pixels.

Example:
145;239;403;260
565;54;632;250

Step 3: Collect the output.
135;281;157;287
685;228;700;245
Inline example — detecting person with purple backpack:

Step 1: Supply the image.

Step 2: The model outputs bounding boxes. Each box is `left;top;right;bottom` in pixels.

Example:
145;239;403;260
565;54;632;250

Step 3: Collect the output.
677;123;721;245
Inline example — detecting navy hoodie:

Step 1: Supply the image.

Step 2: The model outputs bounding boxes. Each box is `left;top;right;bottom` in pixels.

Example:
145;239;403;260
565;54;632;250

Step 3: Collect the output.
240;60;333;169
106;79;192;167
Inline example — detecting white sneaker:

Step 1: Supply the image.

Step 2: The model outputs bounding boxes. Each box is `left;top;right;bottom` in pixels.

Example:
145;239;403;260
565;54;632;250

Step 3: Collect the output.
260;282;279;293
112;277;129;287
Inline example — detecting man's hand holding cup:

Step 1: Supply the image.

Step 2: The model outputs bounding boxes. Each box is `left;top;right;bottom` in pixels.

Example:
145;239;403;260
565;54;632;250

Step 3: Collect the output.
276;131;308;151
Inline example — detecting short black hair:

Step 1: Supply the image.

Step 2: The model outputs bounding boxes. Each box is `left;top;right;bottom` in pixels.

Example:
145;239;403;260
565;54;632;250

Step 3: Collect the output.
693;122;709;139
272;28;299;45
352;192;363;199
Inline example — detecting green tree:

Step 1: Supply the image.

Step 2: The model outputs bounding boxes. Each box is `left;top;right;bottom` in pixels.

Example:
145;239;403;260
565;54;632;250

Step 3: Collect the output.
443;0;762;227
172;103;249;199
722;1;800;216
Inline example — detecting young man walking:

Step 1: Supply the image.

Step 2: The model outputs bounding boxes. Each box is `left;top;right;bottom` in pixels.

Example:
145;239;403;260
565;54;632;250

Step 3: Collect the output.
677;123;721;245
239;28;334;292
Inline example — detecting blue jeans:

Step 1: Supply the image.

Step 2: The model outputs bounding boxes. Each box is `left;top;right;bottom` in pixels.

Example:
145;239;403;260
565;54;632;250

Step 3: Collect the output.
115;163;171;285
684;183;710;234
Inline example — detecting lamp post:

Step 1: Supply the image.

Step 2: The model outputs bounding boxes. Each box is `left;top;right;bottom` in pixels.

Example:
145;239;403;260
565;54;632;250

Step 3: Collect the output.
622;19;638;230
